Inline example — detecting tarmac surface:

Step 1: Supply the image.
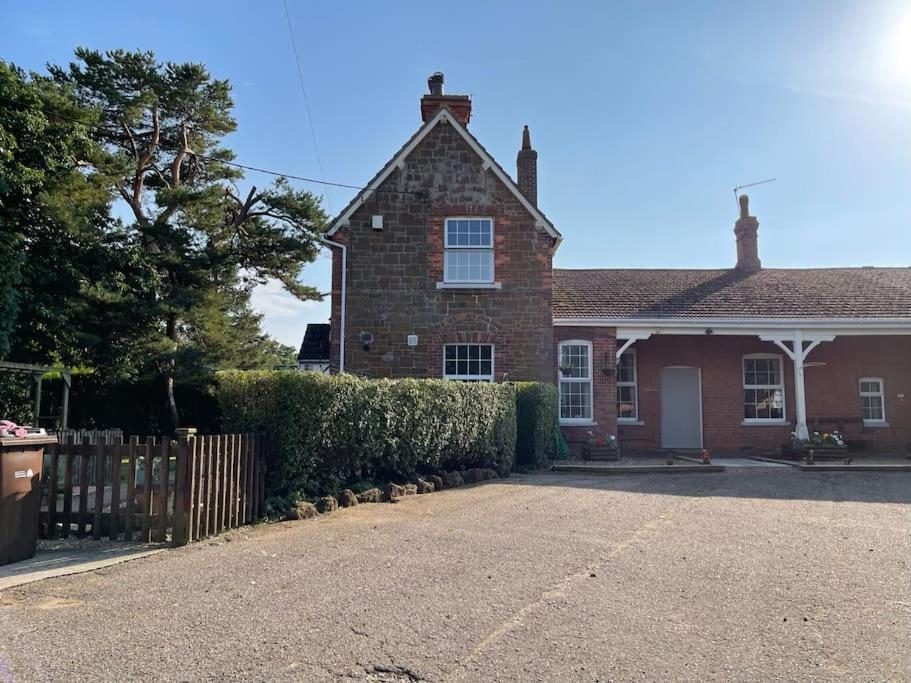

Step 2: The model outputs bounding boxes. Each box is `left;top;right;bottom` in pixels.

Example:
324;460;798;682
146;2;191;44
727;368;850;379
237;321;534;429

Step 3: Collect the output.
1;468;908;681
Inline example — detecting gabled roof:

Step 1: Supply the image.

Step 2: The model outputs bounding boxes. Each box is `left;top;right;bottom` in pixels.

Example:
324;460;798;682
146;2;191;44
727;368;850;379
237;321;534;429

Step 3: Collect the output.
325;107;562;246
298;323;330;361
553;267;911;321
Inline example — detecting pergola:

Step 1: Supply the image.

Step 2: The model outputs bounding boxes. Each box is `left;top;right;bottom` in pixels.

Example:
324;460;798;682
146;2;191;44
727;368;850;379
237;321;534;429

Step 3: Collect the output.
0;361;72;430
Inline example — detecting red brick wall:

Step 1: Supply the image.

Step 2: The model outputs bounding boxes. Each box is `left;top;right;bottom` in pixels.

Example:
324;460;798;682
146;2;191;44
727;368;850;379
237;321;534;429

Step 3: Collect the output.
609;334;910;451
329;121;554;382
553;326;617;453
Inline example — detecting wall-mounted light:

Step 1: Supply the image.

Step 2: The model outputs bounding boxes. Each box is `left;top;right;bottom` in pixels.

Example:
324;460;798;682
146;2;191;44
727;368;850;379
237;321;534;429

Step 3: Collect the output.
360;331;374;351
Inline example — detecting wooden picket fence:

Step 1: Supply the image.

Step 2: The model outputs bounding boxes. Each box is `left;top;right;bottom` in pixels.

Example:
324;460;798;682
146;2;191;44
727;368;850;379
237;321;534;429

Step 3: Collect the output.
40;433;267;546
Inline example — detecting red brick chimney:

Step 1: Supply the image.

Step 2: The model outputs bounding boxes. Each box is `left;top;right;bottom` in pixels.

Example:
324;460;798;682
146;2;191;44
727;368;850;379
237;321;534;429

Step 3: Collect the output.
734;194;761;272
516;125;537;206
420;72;471;126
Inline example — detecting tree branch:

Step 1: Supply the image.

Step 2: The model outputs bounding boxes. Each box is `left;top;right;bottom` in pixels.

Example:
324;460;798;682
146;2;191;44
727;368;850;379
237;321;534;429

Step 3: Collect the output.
128;103;160;221
120;119;138;160
169;121;196;187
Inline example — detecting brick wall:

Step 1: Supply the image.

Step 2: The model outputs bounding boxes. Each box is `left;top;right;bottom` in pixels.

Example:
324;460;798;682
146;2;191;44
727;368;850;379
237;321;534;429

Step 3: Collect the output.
330;121;554;382
612;334;910;451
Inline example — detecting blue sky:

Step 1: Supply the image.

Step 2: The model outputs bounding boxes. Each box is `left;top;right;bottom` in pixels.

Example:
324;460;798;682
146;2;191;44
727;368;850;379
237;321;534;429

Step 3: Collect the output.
4;1;910;348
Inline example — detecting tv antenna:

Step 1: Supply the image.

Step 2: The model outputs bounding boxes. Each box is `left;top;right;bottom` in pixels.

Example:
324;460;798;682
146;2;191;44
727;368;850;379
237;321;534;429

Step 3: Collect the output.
733;178;775;208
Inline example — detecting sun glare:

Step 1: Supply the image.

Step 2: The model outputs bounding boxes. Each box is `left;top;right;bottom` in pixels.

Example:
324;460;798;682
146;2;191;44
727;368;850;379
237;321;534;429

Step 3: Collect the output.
884;10;911;83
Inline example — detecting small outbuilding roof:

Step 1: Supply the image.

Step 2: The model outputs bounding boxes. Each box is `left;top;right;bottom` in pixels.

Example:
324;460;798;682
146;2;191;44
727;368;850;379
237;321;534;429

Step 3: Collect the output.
298;323;331;362
553;267;911;321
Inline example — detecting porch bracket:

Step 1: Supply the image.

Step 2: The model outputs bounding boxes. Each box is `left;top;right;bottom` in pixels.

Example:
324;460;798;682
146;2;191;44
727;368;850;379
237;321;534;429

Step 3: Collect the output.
759;331;835;440
615;331;652;362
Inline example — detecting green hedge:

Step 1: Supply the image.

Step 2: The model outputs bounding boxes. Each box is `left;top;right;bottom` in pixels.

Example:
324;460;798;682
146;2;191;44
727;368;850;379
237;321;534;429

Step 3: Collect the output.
217;371;516;497
515;382;560;469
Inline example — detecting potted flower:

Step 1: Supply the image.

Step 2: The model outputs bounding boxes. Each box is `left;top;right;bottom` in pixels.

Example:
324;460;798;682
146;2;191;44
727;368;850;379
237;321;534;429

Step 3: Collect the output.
784;430;847;459
807;430;848;457
583;431;620;461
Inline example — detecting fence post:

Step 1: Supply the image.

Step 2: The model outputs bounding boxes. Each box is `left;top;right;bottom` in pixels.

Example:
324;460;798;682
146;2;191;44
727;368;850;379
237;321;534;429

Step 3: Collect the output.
45;440;59;539
92;436;106;540
172;435;191;547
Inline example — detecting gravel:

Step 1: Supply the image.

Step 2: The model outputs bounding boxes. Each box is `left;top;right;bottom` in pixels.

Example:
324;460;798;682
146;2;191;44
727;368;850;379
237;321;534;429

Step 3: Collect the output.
1;469;908;681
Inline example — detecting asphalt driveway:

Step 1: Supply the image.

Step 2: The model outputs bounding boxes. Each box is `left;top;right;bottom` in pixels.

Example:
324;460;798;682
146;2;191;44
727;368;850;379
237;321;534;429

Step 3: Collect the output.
1;468;908;681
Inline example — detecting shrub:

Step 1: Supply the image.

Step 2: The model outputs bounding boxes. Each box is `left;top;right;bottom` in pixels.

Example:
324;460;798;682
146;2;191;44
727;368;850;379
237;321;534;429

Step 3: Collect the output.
0;374;34;424
515;382;560;469
217;371;516;498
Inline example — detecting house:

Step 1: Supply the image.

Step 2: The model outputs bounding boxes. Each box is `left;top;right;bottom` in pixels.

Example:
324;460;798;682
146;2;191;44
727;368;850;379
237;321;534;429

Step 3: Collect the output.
297;323;331;373
321;73;911;453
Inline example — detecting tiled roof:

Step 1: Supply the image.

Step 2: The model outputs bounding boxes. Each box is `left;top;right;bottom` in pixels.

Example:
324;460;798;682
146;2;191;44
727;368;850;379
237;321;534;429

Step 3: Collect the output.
553;268;911;320
298;323;330;361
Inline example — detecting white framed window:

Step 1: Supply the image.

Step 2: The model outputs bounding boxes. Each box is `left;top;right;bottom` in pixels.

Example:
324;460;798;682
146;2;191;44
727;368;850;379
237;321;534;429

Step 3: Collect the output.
443;344;494;381
617;349;638;421
444;217;494;284
559;340;593;423
859;377;886;424
299;362;330;374
743;354;785;422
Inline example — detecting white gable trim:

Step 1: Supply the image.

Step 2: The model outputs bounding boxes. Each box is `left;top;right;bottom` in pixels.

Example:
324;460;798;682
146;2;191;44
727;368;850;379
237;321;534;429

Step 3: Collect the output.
325;108;562;246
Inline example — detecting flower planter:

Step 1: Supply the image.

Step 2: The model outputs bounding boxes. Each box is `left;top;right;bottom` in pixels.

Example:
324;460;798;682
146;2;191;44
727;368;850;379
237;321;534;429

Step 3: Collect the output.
583;445;620;461
805;444;848;459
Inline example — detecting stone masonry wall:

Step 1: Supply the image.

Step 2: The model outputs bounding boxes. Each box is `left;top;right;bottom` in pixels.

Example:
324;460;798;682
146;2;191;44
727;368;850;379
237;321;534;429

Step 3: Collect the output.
330;120;554;382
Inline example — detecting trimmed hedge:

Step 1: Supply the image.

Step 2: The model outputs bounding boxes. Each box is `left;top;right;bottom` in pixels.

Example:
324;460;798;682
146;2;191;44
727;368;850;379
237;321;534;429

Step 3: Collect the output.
217;371;516;497
515;382;560;469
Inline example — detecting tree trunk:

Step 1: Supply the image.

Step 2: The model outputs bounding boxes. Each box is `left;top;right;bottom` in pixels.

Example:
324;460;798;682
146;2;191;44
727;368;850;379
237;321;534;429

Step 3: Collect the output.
162;312;179;436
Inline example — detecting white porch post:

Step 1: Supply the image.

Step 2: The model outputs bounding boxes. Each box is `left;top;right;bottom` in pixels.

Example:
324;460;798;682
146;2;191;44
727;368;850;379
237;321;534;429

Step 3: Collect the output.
792;330;809;440
763;331;832;441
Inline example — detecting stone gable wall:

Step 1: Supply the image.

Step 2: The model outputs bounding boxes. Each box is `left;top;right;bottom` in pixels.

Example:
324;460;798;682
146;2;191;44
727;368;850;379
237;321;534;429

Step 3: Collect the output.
330;121;554;382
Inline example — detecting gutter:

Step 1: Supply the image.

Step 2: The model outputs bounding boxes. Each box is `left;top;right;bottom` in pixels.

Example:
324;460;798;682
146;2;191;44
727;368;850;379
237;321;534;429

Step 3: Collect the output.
318;235;347;373
552;316;911;333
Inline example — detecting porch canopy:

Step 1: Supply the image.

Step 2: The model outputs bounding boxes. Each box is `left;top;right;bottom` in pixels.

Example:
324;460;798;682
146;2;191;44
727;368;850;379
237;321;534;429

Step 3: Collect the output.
554;267;911;440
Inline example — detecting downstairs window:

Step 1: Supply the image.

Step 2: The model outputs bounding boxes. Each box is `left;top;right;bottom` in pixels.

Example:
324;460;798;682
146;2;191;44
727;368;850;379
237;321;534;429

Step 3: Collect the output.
443;344;493;381
743;355;785;421
559;341;593;423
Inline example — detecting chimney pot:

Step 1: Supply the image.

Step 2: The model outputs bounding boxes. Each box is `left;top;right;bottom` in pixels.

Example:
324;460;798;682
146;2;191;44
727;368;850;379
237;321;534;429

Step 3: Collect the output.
427;72;444;96
734;194;761;272
420;72;471;125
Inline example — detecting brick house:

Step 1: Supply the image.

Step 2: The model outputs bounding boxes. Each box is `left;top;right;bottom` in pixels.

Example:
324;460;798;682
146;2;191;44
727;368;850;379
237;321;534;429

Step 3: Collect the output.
321;73;911;453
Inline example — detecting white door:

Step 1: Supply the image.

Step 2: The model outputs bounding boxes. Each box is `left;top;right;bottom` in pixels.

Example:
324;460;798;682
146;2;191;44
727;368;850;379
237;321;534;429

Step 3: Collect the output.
660;367;703;449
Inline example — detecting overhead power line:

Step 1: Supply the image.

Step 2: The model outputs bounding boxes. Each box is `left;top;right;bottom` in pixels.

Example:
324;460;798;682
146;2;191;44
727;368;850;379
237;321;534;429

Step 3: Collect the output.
0;93;421;198
281;0;332;213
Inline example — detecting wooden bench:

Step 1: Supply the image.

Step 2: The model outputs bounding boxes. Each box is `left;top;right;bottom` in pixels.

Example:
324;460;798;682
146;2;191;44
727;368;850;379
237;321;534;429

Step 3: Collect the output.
809;416;876;452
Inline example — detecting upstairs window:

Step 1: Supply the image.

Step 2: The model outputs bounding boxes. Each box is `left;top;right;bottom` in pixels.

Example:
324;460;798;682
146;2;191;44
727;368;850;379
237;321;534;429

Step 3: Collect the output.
859;378;886;424
559;341;593;423
617;350;638;421
444;218;493;284
444;344;493;381
743;355;785;421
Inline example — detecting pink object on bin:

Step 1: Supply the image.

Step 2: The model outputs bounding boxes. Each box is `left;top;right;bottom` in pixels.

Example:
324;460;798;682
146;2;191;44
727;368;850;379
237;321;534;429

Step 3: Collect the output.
0;420;29;438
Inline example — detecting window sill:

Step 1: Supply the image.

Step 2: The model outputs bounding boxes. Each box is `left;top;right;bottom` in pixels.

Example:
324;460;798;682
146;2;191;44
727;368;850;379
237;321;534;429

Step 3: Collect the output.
617;419;644;426
863;421;890;428
560;420;597;427
436;282;502;290
741;420;789;427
